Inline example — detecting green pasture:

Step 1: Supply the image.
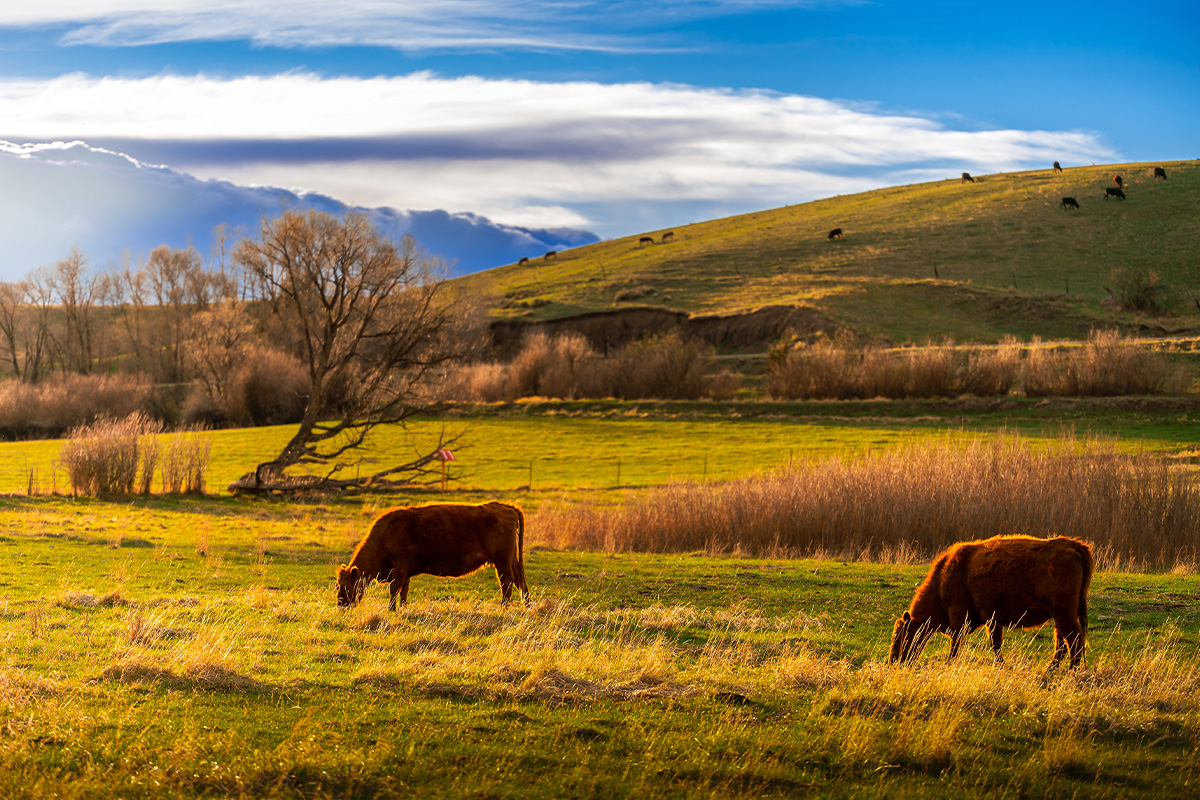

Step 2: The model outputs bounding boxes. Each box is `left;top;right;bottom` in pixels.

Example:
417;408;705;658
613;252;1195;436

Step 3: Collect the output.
1;498;1198;799
459;160;1200;343
4;397;1199;498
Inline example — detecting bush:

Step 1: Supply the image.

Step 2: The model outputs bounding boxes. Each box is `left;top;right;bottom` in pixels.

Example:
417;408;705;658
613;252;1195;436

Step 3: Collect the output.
184;346;309;427
1111;265;1168;313
0;374;153;438
443;331;724;401
60;413;159;496
1024;331;1185;397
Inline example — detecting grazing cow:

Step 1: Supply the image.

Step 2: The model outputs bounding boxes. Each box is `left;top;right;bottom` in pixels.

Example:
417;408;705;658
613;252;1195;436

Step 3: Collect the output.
889;535;1093;668
961;172;975;183
638;236;654;246
518;257;529;266
1105;187;1126;200
1053;161;1063;172
1060;197;1080;209
1154;166;1168;180
336;502;529;610
827;227;844;240
544;250;557;261
662;231;675;243
1113;174;1124;188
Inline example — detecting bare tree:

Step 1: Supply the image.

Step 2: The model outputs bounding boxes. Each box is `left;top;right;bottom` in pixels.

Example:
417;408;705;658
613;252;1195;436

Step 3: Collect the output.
230;210;478;491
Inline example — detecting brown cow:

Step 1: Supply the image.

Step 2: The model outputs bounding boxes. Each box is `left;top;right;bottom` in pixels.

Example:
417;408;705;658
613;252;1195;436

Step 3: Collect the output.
336;502;529;610
518;256;530;266
889;535;1092;668
544;250;557;261
1113;174;1124;188
661;231;675;243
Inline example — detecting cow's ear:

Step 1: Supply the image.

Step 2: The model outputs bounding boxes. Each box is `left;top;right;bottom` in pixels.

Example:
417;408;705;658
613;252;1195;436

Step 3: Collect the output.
349;566;360;580
902;611;911;622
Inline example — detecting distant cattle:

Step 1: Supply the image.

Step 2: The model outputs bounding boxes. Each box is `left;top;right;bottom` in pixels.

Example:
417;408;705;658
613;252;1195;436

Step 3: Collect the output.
661;231;675;243
1060;197;1080;209
544;250;558;261
961;172;975;183
638;236;654;246
1113;174;1124;188
1053;161;1063;172
1105;187;1126;200
890;535;1093;668
1154;166;1168;180
827;228;844;240
337;502;529;609
518;257;529;266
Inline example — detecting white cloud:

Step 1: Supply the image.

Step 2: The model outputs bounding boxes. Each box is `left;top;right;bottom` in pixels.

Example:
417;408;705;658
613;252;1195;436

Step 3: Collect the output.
0;1;826;51
0;72;1116;235
0;140;597;280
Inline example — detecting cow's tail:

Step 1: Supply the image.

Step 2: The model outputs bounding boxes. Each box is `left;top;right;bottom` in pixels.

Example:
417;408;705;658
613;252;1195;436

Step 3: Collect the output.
513;504;529;605
1074;539;1094;638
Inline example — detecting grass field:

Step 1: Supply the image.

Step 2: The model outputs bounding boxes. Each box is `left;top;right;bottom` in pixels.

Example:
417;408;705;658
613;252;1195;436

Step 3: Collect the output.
2;496;1198;799
5;396;1200;497
1;405;1199;796
457;160;1200;343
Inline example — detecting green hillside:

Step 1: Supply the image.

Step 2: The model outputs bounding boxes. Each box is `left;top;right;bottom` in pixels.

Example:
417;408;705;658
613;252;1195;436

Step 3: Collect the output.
461;160;1200;344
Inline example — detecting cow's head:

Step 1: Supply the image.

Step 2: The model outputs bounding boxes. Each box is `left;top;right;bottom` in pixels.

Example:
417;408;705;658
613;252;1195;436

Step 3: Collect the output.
889;611;932;664
336;564;363;608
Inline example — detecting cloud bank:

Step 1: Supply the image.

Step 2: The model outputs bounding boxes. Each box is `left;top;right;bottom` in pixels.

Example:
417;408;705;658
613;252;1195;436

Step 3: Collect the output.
0;140;598;280
0;72;1117;243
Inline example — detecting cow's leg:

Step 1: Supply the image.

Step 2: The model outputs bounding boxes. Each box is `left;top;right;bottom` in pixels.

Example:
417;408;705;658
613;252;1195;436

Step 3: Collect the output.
389;576;410;611
495;563;515;604
947;611;970;660
987;620;1005;663
514;557;530;607
1053;613;1085;668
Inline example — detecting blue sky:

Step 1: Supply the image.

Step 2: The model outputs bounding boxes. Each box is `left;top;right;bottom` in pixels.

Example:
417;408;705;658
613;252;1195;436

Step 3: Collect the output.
0;1;1195;278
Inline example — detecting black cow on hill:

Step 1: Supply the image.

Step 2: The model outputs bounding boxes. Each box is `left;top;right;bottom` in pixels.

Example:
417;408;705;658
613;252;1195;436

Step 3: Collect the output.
1113;175;1124;188
961;172;975;183
1053;161;1063;172
1104;187;1126;201
827;228;843;240
1061;197;1079;209
1154;167;1168;180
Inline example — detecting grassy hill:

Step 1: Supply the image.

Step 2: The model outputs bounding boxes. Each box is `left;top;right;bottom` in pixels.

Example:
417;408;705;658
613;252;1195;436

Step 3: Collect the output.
460;160;1200;344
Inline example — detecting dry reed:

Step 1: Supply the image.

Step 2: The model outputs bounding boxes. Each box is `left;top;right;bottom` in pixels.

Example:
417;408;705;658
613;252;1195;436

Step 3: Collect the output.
533;435;1200;570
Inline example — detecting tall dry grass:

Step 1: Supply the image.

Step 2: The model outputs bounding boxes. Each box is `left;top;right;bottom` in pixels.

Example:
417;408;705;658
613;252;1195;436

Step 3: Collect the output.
1024;330;1187;396
767;332;1187;400
444;330;723;401
58;414;213;496
0;373;153;437
534;436;1200;570
60;413;159;496
766;338;1021;400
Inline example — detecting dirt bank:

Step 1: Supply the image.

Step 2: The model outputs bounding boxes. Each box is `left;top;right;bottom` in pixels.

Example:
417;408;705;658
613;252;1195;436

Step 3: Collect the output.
490;305;838;355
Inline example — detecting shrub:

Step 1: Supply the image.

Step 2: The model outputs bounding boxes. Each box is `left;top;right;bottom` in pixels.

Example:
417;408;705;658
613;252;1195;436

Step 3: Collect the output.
60;413;159;496
184;346;309;427
443;331;723;401
1024;331;1184;397
0;374;153;438
602;331;713;400
160;427;214;494
1111;265;1168;313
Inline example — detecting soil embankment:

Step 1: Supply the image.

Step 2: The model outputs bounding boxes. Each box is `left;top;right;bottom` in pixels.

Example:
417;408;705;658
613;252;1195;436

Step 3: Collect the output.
490;305;837;355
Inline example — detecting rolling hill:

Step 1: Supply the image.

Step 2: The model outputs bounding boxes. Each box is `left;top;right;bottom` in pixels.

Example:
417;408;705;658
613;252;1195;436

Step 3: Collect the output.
459;160;1200;348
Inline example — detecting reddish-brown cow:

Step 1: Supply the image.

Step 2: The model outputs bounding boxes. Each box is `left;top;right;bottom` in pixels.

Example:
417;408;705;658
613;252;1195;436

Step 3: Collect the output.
889;535;1092;668
337;502;529;609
